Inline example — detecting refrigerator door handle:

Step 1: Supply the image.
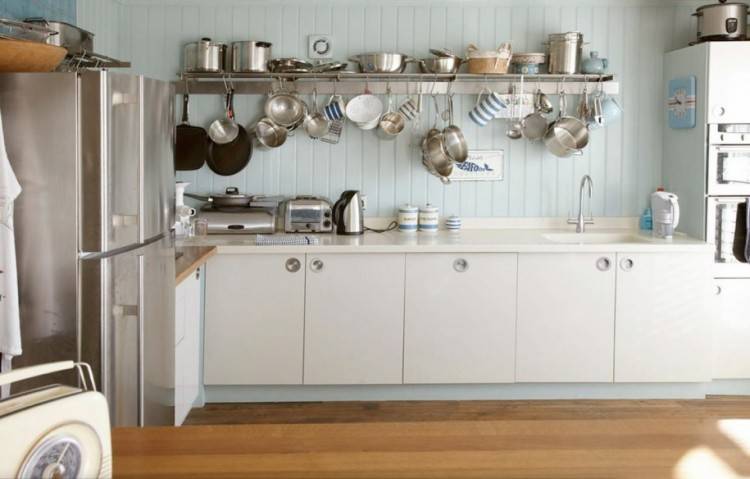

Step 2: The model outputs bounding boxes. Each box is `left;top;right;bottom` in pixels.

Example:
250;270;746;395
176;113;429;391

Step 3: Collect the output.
112;304;138;317
137;253;145;427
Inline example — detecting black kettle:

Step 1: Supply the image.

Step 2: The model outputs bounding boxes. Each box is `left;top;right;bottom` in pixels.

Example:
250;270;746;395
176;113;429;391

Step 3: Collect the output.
332;190;364;235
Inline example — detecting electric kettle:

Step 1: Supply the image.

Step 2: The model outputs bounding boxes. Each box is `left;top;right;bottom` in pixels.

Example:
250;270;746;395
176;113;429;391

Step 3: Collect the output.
333;190;364;235
651;191;680;239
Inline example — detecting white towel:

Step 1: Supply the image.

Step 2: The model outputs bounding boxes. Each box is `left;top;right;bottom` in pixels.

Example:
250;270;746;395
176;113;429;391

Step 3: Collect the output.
0;108;22;374
254;234;320;246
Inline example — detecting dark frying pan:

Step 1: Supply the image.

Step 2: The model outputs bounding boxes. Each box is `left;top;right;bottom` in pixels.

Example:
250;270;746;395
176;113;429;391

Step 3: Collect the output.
207;90;253;176
175;93;209;170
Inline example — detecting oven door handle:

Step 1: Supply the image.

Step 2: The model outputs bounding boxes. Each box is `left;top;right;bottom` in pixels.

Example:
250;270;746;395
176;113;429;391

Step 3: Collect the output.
712;145;750;153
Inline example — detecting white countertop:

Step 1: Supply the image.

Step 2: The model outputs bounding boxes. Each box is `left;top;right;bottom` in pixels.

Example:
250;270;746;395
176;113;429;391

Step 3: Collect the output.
177;228;712;254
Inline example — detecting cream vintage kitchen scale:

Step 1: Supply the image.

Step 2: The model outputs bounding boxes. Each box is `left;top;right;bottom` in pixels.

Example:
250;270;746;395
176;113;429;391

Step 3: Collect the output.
0;361;112;478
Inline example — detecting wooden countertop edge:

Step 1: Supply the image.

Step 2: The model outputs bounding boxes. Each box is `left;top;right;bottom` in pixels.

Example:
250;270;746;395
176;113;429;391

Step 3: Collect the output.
175;246;217;285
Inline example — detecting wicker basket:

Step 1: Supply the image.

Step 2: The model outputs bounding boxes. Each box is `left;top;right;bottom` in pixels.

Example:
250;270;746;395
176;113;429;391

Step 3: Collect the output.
466;43;512;74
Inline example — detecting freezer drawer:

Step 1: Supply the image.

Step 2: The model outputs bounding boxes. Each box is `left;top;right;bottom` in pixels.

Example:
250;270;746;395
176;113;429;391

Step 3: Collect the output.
706;197;750;278
80;235;175;427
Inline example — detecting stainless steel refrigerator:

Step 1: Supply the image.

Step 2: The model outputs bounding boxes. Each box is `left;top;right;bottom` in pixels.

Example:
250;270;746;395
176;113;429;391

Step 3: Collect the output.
0;71;176;426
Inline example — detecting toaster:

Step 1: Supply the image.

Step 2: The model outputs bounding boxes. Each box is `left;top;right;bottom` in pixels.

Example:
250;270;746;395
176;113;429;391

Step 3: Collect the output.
280;196;333;233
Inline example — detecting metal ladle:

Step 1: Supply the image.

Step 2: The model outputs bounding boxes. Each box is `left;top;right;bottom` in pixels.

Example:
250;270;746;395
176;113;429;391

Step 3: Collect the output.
506;84;523;140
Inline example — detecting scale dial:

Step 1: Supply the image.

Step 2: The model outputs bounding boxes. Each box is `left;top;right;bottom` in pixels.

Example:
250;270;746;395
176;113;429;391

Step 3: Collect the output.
20;436;82;479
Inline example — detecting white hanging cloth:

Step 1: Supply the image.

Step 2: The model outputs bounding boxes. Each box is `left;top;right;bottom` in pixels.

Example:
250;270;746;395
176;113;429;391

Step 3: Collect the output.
0;107;22;383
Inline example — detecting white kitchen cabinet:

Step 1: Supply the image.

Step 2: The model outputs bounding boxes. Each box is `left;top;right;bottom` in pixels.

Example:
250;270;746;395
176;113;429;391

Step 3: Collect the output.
713;279;750;379
304;254;405;385
614;253;713;382
175;265;202;426
707;43;750;124
516;253;616;382
204;254;305;385
403;253;517;384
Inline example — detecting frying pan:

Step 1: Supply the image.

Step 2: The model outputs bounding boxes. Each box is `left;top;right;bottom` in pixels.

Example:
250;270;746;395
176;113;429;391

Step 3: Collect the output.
207;93;253;176
175;93;209;170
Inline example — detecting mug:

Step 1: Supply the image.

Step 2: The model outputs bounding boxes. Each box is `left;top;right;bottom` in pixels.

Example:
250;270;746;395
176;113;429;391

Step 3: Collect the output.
323;94;346;121
600;95;622;125
177;204;196;218
469;90;506;127
398;98;418;120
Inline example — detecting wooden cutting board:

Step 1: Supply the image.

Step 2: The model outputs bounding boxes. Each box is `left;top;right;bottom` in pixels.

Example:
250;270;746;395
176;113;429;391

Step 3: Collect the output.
0;39;67;72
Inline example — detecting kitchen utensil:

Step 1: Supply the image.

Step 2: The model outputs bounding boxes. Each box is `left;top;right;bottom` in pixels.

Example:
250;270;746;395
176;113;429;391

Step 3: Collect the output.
442;93;468;162
378;87;406;140
265;89;307;128
521;109;549;141
418;204;439;232
422;95;454;178
469;88;506;127
466;43;512;74
207;94;253;176
184;37;227;73
544;91;589;157
348;53;414;73
0;17;58;43
332;190;365;235
601;94;623;124
346;89;383;130
590;90;605;129
506;86;523;140
651;191;680;239
581;51;608;74
254;117;288;149
0;39;66;72
536;88;554;114
399;83;418;120
546;32;584;74
281;196;333;233
231;41;272;72
320;119;344;144
577;83;591;121
430;48;461;59
23;18;93;54
303;88;331;139
208;89;240;145
511;52;546;74
419;56;462;74
175;92;209;170
267;57;313;73
694;1;748;41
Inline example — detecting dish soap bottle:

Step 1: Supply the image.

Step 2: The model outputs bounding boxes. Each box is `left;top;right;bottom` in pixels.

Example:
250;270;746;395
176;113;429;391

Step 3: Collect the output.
640;207;653;231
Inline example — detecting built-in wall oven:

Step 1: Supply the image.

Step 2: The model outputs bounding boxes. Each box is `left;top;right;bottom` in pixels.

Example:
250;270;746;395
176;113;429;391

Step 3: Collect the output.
706;124;750;278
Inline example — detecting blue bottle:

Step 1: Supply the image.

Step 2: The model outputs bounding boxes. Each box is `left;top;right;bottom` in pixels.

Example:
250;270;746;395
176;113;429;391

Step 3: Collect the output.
640;208;653;231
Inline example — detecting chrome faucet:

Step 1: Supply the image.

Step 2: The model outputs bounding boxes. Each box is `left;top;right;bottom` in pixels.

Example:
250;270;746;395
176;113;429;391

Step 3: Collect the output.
568;175;594;233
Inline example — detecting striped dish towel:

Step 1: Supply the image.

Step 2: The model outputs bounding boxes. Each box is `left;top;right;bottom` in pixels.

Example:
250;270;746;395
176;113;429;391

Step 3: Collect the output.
255;234;320;246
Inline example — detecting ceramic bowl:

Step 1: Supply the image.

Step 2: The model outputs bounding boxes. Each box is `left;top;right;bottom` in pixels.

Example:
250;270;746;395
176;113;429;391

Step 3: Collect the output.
346;94;383;125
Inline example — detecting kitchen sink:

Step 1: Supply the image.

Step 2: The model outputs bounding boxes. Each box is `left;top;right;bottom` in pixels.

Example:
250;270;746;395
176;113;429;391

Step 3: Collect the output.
542;232;643;244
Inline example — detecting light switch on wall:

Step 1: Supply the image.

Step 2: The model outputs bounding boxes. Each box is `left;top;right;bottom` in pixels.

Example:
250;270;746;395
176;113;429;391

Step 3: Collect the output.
308;34;333;59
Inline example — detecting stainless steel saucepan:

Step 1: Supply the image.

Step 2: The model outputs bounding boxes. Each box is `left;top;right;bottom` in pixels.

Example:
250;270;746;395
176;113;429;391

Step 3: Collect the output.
544;91;589;157
349;53;414;73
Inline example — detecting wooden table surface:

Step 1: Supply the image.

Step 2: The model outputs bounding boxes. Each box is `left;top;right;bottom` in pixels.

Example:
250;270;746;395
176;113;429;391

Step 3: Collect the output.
112;398;750;478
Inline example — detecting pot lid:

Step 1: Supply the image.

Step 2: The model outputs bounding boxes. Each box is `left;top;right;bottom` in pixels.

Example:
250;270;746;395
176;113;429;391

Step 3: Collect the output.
548;31;584;41
195;37;225;47
697;1;749;10
211;187;252;199
430;48;461;59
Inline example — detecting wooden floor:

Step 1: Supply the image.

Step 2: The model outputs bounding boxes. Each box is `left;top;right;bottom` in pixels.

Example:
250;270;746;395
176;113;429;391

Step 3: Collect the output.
113;397;750;478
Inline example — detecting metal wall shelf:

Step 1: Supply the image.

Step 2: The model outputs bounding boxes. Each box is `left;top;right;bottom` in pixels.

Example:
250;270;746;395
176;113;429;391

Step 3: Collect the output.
175;72;618;95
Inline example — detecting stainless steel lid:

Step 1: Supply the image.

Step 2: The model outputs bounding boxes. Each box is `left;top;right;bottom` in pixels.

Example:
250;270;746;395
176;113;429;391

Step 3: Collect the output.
548;32;584;41
697;2;749;11
190;37;225;47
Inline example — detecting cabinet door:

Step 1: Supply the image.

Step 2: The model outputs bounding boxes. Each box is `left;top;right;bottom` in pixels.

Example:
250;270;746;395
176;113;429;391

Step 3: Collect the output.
708;43;750;124
175;266;202;426
304;254;405;384
713;279;750;379
204;254;305;385
615;253;713;382
517;253;616;382
404;253;517;384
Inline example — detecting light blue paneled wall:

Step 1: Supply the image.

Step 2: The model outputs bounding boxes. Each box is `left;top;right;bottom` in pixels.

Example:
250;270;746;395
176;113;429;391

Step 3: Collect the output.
0;0;76;23
76;0;122;58
96;0;703;217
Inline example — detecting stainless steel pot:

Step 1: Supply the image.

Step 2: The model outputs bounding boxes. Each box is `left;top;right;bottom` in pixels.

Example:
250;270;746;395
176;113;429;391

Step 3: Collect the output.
349;53;414;73
24;18;93;54
232;41;272;72
184;37;227;73
546;32;584;74
419;56;462;74
694;2;748;41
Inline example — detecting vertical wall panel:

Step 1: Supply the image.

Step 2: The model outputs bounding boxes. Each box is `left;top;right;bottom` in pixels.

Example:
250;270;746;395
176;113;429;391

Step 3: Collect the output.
98;0;705;218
